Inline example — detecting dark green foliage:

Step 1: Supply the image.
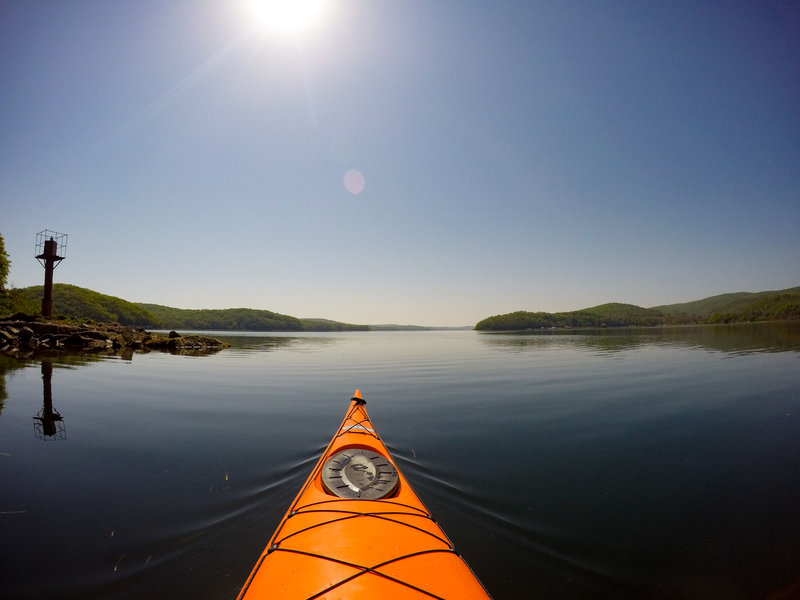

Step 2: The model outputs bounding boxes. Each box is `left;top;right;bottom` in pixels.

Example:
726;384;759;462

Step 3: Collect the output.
0;284;365;331
708;293;800;323
579;303;666;327
475;311;556;331
138;304;304;331
475;304;664;331
298;319;370;332
475;289;800;330
1;284;160;326
0;233;9;292
0;288;39;316
653;286;800;317
138;305;370;332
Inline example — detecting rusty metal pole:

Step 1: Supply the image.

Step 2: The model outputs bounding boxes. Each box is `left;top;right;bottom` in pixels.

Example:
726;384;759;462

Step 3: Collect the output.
40;238;58;317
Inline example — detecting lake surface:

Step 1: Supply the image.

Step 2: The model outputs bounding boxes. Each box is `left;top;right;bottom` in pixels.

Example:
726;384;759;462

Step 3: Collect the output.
2;324;800;599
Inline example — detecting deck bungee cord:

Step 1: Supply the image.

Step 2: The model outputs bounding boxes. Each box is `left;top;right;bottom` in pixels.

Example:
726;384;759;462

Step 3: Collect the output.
237;391;492;599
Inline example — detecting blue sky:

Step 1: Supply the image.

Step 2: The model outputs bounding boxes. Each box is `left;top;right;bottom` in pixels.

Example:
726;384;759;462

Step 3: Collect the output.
2;0;798;326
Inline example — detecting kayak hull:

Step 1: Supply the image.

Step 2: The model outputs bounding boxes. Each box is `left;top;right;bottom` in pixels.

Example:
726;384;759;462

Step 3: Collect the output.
237;391;491;599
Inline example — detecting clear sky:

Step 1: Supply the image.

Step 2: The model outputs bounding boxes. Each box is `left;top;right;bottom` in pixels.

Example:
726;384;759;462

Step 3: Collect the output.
2;0;798;326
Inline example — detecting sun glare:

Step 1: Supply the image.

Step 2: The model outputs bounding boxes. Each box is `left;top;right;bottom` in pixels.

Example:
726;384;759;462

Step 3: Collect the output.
248;0;329;33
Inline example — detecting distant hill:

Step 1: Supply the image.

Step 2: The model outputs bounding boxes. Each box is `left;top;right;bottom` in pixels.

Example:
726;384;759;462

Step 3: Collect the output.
652;286;800;317
0;285;367;331
3;283;798;332
138;303;304;331
369;324;473;331
475;286;800;330
296;318;369;332
475;303;664;331
139;306;372;332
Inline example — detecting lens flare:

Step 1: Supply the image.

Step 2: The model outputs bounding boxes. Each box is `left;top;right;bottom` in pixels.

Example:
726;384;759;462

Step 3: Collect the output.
344;169;366;194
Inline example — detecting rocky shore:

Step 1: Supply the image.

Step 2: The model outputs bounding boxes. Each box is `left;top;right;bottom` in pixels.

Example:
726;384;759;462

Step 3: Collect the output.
0;316;229;357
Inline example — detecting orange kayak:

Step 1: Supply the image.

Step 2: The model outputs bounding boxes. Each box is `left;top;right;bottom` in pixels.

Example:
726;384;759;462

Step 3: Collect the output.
237;390;492;599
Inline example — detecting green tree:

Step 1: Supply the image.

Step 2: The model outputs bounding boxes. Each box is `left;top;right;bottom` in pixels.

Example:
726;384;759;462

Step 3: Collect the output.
0;233;10;292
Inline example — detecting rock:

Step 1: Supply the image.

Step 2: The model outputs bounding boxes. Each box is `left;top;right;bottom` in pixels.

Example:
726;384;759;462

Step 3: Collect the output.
65;333;86;346
79;330;111;341
143;337;169;349
86;338;111;350
51;334;69;346
0;318;228;358
28;322;72;336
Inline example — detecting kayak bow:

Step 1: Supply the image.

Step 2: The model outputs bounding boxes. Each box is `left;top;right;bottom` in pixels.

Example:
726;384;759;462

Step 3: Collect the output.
237;390;492;599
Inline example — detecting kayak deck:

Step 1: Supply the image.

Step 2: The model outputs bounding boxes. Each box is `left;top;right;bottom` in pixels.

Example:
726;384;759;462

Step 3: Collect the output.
237;391;491;599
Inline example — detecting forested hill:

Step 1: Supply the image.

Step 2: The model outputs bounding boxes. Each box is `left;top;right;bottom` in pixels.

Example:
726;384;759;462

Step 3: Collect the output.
2;284;160;327
0;285;368;331
138;303;304;331
475;303;664;330
295;318;370;332
4;284;798;332
134;305;368;331
475;287;800;331
652;286;800;318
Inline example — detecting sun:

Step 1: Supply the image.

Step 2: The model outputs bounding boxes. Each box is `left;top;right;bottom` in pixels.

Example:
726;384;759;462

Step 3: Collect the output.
248;0;330;33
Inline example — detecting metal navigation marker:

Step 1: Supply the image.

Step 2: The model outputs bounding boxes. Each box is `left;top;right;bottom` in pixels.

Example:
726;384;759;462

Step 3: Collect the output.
35;230;68;318
321;448;399;500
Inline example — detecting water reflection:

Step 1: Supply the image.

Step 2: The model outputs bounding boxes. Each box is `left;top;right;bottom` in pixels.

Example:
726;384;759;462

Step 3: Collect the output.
0;353;106;420
0;334;335;422
0;355;100;438
0;354;15;415
1;329;799;600
478;322;800;355
210;333;343;355
34;361;66;440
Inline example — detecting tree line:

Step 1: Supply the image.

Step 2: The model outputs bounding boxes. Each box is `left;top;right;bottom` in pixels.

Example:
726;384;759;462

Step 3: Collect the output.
0;283;369;332
475;304;664;330
475;295;800;331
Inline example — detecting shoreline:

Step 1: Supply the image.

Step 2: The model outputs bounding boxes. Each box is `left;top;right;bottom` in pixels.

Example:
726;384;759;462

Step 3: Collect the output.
0;316;229;358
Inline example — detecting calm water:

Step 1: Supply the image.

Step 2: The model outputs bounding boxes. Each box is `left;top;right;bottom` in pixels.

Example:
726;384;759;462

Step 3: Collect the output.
1;324;800;600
